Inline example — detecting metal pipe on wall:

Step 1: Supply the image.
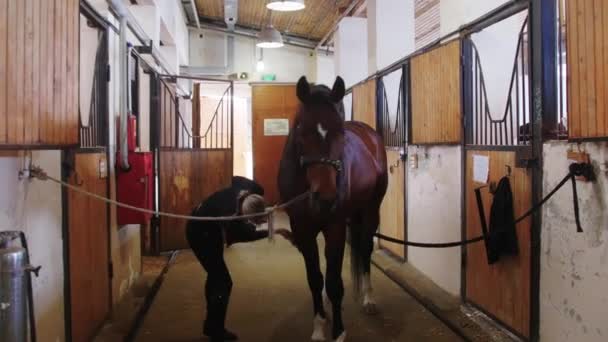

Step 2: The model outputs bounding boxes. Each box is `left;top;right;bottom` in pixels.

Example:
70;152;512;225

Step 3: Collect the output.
110;0;131;169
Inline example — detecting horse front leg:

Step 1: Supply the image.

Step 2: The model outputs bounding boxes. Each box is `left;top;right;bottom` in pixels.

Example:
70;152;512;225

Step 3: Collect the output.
297;232;327;341
323;224;346;341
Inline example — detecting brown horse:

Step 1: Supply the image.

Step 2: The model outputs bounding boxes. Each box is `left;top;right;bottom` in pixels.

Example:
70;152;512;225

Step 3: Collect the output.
278;76;388;341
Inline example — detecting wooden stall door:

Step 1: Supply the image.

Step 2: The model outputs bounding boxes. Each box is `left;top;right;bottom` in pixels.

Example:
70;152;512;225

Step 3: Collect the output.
0;0;80;147
159;149;232;251
378;149;406;259
352;79;377;129
465;150;531;338
252;85;299;205
67;152;110;342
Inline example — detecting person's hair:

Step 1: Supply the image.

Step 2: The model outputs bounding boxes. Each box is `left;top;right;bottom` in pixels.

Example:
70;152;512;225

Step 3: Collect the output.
237;190;266;215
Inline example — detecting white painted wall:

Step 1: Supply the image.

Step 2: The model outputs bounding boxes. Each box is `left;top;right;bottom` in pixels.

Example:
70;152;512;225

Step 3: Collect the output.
440;0;510;37
540;141;608;342
252;43;315;82
128;5;160;47
0;151;65;342
406;146;462;295
154;0;189;66
343;92;353;121
367;0;377;75
314;52;336;87
189;29;316;82
232;83;253;179
334;17;368;88
107;14;143;304
370;0;415;71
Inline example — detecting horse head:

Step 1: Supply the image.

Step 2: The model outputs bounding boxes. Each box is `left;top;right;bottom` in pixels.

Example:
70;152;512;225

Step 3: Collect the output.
294;76;346;213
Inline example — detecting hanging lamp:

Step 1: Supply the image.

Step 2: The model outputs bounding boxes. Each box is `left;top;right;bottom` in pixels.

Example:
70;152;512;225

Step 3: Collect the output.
266;0;305;12
257;24;284;48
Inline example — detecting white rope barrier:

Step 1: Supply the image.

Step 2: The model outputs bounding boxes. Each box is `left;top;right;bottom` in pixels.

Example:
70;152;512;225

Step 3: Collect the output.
28;166;309;222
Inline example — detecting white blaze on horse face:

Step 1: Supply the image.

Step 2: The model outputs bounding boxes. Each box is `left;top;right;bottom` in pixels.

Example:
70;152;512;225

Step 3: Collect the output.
317;123;328;140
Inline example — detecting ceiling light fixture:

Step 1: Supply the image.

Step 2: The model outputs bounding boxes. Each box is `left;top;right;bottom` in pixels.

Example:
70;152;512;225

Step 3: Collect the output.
266;0;305;12
257;24;284;48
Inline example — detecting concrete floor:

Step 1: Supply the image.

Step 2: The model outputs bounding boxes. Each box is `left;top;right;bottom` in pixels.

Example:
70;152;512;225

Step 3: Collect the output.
135;215;463;342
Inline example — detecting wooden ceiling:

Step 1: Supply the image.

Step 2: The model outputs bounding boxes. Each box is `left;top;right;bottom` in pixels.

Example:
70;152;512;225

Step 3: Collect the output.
195;0;359;41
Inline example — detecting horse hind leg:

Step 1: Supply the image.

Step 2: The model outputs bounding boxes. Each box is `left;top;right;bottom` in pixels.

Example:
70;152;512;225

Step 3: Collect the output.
361;209;379;315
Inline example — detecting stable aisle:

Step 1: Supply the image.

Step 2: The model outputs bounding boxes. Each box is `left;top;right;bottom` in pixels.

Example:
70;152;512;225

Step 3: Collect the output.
135;218;462;341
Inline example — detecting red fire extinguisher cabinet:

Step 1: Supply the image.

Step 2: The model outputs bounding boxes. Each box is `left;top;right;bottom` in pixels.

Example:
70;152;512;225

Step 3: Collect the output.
116;152;153;225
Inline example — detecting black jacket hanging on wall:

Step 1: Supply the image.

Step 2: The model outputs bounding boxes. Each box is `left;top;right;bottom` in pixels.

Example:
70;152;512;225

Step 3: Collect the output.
487;176;519;264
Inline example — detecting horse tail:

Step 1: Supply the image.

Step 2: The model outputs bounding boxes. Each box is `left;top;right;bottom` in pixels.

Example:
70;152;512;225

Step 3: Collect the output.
347;217;365;297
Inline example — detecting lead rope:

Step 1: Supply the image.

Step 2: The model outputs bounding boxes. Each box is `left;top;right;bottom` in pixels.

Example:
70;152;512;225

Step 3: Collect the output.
267;211;275;242
29;163;590;248
28;166;310;223
374;163;591;248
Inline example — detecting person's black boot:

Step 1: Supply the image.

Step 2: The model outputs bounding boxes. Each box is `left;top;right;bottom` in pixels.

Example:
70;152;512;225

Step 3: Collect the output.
222;329;238;340
205;328;238;341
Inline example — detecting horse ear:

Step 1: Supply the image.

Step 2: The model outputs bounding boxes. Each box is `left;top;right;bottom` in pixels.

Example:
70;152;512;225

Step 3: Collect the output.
296;76;310;103
331;76;345;103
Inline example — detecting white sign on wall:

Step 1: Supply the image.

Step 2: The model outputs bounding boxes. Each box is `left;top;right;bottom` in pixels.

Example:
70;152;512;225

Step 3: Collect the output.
264;119;289;136
473;155;490;184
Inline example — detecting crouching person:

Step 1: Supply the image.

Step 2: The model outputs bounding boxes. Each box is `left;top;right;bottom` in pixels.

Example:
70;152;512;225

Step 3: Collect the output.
185;179;290;341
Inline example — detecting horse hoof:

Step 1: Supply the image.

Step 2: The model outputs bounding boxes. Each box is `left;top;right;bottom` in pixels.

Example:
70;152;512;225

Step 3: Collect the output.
311;314;326;341
362;300;378;315
333;331;346;342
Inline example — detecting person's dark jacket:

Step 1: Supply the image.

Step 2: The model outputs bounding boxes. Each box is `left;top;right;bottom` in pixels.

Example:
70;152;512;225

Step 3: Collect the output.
188;178;267;246
232;176;264;196
487;176;519;264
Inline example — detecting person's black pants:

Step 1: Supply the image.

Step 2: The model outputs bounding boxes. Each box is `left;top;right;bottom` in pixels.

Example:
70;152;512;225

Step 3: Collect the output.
186;223;232;336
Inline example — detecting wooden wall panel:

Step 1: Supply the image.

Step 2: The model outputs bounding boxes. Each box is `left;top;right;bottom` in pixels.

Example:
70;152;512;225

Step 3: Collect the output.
411;41;462;144
160;84;177;147
54;0;65;144
465;150;531;337
6;0;21;144
159;149;233;251
24;0;34;143
68;152;110;342
567;0;608;139
352;79;377;129
378;149;406;259
252;84;299;205
192;83;201;148
0;0;7;143
0;0;79;147
41;0;53;143
69;0;79;143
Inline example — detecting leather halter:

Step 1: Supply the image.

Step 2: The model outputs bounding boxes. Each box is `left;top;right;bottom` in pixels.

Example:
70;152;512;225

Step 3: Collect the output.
299;156;342;173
